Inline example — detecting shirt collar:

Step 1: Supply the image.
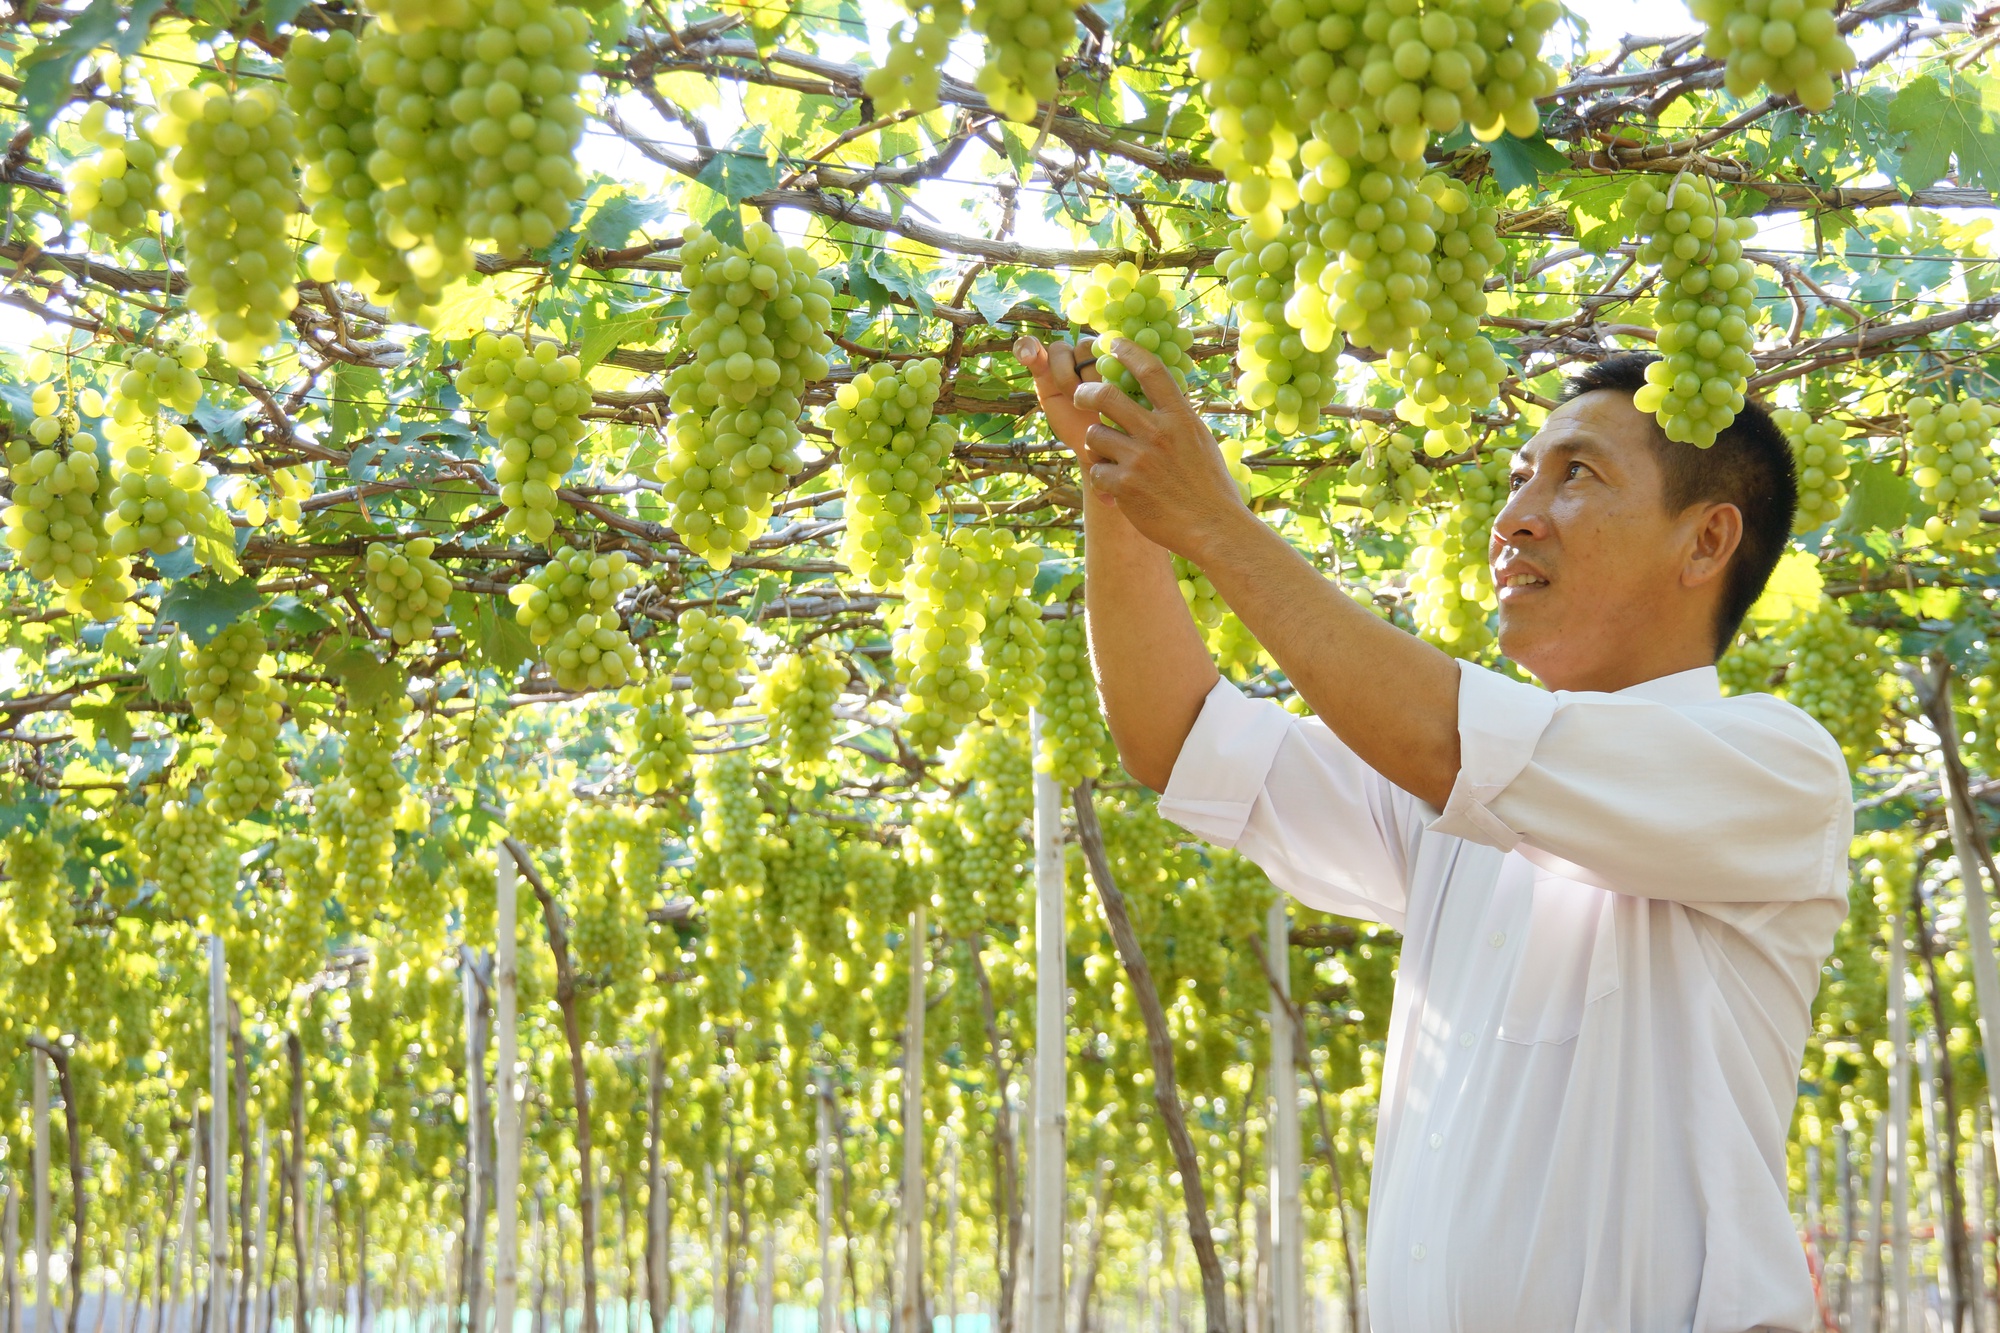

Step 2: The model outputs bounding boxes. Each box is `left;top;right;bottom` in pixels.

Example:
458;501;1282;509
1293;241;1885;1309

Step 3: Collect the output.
1613;665;1722;705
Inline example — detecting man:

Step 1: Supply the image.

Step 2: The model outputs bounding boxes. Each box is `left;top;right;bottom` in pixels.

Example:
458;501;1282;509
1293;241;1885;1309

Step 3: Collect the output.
1013;338;1851;1330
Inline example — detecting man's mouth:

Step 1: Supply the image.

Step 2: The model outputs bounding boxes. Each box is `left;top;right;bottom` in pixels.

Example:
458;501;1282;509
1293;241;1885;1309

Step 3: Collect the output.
1496;565;1550;598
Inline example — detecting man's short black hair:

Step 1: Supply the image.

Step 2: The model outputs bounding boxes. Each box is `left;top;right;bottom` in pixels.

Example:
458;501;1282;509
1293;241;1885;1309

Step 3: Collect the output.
1558;351;1797;659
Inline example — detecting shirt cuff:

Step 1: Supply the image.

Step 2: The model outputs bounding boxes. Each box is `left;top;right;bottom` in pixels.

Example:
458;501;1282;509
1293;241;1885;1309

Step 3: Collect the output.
1427;660;1559;850
1157;679;1296;849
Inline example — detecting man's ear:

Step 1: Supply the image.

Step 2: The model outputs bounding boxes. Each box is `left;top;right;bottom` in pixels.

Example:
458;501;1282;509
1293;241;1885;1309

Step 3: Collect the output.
1684;502;1743;591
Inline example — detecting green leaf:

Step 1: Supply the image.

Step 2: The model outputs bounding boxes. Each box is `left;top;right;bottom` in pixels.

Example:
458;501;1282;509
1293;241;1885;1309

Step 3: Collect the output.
1561;176;1635;255
448;592;532;675
318;643;403;705
188;502;244;579
1838;459;1920;536
577;303;663;371
1485;133;1571;194
158;576;265;646
694;133;777;206
581;194;671;251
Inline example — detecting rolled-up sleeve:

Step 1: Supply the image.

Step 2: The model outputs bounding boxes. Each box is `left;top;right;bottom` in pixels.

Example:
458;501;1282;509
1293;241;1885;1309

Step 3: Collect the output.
1160;679;1427;927
1431;661;1851;904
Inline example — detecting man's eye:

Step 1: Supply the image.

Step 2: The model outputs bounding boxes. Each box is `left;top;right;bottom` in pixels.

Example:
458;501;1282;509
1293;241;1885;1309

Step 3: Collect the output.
1509;473;1528;490
1566;461;1586;480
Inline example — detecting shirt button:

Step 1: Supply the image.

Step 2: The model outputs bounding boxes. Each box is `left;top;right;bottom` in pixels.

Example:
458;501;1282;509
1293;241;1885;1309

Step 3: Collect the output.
1489;931;1506;948
1412;1244;1427;1261
1429;1133;1442;1149
1459;1032;1475;1048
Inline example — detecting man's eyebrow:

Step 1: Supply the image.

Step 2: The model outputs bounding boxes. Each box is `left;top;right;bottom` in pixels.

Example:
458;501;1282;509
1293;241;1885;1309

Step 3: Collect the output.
1514;436;1612;470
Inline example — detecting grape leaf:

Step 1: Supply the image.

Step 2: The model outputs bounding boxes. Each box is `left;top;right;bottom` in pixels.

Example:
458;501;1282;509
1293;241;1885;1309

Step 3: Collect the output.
1839;459;1920;536
158;576;265;646
1486;133;1571;194
694;134;777;205
582;194;671;251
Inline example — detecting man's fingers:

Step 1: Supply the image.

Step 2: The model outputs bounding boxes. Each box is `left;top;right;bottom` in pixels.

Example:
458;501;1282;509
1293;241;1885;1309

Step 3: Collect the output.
1084;422;1136;464
1015;336;1101;400
1101;336;1193;416
1073;379;1152;434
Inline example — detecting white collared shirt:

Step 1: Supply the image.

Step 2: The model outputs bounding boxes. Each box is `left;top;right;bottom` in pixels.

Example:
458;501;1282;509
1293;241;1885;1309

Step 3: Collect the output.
1159;661;1852;1333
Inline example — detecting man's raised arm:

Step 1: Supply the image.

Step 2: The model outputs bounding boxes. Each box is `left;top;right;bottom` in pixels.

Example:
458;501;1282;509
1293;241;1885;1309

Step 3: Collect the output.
1017;335;1463;807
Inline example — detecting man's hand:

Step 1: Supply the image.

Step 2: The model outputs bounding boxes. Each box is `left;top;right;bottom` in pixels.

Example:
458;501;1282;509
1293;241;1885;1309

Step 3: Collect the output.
1015;335;1107;466
1063;337;1255;565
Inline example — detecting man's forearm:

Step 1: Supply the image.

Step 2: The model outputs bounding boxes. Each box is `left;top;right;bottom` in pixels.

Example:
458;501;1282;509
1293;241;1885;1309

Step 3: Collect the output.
1081;489;1219;792
1191;508;1462;809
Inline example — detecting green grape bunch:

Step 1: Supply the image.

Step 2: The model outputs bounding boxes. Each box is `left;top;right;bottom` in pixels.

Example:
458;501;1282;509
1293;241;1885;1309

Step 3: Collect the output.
912;807;983;940
361;537;454;645
463;333;590;546
1908;394;2000;547
969;0;1082;121
1408;447;1509;659
507;546;643;691
1690;0;1855;111
454;0;594;256
1;828;65;963
1185;0;1304;231
832;357;957;590
625;674;696;794
675;608;752;716
66;102;163;239
1036;615;1105;788
1289;120;1439;355
1345;421;1433;530
758;648;850;780
1383;178;1505;456
137;786;228;924
182;621;290;821
1219;218;1340;433
657;222;836;570
152;85;303;365
1778;598;1887;765
330;690;412;923
695;752;766;892
104;417;223;563
1064;262;1195;406
969;527;1048;725
1621;175;1760;448
1772;408;1850;533
113;343;206;420
896;532;992;754
3;384;132;618
862;4;962;116
354;18;477;303
286;29;439;322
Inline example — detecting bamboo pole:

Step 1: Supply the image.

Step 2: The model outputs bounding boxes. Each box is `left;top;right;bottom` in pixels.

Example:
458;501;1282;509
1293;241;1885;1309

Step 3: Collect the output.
817;1084;836;1333
248;1127;268;1333
169;1121;199;1333
901;903;926;1333
1265;901;1301;1333
494;847;521;1333
463;949;488;1333
648;1044;667;1333
1890;920;1913;1333
1027;709;1064;1333
6;1181;20;1333
1924;666;2000;1143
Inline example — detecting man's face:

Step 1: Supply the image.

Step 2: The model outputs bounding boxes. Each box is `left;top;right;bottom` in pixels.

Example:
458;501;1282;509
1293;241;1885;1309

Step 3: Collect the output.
1490;391;1707;689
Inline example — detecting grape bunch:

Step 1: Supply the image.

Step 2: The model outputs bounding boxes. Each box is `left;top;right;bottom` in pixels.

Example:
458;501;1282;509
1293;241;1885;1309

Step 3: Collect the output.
1345;421;1433;529
1718;627;1786;697
657;223;835;569
261;464;313;535
1289;128;1438;355
1064;262;1195;405
462;334;589;546
508;781;570;859
831;357;957;589
566;803;637;977
507;546;643;691
453;0;593;256
862;4;962;115
112;343;206;420
1778;599;1886;765
3;386;131;618
843;839;901;951
1;828;64;962
1219;219;1340;433
1408;447;1509;658
675;608;752;716
695;752;766;892
286;29;438;322
1908;394;2000;547
137;786;227;924
182;621;289;821
896;533;991;754
1690;0;1855;111
1035;616;1105;788
1621;176;1760;448
1772;408;1850;532
104;417;223;564
66;101;162;239
948;723;1035;841
774;819;847;955
272;836;330;982
1383;180;1506;455
452;708;502;782
153;85;302;365
1185;0;1302;231
362;538;454;645
330;690;412;925
758;648;849;780
969;0;1082;121
967;528;1046;725
912;807;985;939
355;19;475;293
625;674;695;795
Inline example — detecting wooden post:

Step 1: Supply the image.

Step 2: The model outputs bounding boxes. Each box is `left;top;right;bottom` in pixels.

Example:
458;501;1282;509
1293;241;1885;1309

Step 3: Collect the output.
1266;900;1301;1333
208;938;228;1333
34;1048;49;1333
463;948;489;1333
495;848;521;1333
901;903;926;1333
944;1139;958;1333
647;1044;667;1333
248;1126;268;1333
1027;709;1064;1333
5;1180;19;1333
1889;919;1912;1333
816;1082;837;1333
